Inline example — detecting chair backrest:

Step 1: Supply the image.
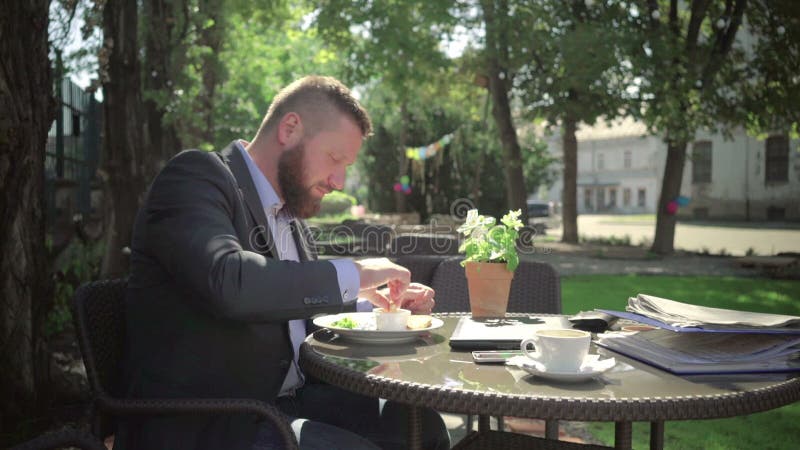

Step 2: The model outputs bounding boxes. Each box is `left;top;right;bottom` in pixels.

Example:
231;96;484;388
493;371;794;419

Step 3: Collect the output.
334;221;394;256
431;259;562;314
388;234;461;257
72;279;128;399
392;254;448;286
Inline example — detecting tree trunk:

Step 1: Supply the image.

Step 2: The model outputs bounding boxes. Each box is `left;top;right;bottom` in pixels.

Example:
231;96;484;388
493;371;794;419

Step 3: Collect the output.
481;0;527;213
651;140;688;255
143;0;183;175
100;0;148;277
394;100;408;213
0;0;54;425
561;117;579;243
198;0;224;147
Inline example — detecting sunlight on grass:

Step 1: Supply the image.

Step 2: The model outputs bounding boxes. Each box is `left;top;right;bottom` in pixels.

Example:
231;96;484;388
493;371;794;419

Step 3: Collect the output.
562;275;800;449
587;403;800;450
561;275;800;316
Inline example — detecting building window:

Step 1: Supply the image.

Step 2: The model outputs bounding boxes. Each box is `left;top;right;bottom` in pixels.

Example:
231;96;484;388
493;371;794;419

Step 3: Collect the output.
596;188;605;210
767;206;786;220
597;153;605;170
692;140;712;183
624;150;632;169
693;208;709;219
609;188;617;208
584;188;593;211
637;188;646;207
765;135;789;183
623;188;631;207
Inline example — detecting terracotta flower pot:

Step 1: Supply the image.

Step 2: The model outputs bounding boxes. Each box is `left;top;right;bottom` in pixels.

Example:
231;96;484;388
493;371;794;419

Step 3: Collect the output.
464;261;515;318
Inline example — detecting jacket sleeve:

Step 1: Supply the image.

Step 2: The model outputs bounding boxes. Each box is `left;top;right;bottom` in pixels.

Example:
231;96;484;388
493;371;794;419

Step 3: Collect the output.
136;150;349;322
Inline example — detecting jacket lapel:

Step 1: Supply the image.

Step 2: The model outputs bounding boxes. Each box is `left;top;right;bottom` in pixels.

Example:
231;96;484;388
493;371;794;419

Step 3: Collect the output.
290;219;318;262
219;142;276;256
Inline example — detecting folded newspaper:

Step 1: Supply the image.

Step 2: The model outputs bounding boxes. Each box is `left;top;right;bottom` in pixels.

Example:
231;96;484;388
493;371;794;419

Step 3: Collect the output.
596;329;800;374
628;294;800;328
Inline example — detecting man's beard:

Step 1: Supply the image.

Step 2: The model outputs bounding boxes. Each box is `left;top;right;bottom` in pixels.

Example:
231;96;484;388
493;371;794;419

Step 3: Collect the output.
278;142;322;219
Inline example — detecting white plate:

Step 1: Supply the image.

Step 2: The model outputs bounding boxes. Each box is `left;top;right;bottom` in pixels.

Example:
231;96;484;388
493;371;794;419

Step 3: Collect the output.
313;312;444;345
506;354;616;383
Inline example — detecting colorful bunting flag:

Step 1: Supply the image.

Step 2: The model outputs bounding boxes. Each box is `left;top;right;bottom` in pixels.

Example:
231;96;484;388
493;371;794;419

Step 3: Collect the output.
405;133;454;161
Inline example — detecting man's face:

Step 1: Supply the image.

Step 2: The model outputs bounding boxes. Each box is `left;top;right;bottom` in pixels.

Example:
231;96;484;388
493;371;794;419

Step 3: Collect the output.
278;115;363;218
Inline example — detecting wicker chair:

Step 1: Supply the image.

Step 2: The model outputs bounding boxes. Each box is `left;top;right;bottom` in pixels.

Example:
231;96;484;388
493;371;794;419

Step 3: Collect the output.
388;234;461;257
340;220;394;256
10;427;107;450
72;279;298;449
392;254;447;286
430;258;562;314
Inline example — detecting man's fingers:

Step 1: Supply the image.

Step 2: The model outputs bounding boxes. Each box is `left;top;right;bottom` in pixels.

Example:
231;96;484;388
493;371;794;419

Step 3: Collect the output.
354;258;411;292
367;290;391;311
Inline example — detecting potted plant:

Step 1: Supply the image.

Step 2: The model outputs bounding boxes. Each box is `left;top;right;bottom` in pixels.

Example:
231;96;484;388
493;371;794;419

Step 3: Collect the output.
457;209;523;317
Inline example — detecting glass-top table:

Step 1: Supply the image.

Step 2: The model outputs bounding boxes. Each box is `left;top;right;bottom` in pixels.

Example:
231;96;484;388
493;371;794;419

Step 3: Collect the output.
299;313;800;449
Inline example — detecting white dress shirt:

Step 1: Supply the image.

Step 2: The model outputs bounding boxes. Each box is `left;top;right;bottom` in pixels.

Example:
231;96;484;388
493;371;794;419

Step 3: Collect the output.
235;141;368;395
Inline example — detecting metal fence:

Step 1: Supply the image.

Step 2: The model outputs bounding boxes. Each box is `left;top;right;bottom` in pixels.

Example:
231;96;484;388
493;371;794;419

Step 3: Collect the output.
45;78;102;229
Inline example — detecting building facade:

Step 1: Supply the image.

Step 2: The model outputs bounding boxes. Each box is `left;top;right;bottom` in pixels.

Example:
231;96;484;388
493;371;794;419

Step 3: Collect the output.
538;118;800;221
684;130;800;221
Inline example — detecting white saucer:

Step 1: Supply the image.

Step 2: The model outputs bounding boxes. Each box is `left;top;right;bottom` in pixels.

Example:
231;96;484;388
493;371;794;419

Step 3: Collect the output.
506;354;616;383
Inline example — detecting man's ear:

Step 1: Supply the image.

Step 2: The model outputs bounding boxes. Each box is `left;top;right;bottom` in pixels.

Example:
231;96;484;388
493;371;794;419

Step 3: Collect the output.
277;112;304;146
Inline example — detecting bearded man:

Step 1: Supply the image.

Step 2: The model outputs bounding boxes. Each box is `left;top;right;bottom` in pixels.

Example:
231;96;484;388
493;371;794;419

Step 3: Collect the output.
119;76;448;450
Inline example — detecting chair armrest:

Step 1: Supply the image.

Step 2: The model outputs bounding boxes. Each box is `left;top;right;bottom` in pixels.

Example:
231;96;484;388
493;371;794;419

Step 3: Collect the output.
96;396;297;449
10;426;107;450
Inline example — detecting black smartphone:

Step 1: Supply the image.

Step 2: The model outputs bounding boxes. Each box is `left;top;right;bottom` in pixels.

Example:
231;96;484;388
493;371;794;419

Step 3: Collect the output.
471;350;525;364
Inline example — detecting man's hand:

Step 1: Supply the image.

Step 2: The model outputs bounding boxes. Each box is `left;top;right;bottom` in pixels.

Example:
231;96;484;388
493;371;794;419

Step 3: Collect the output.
360;283;435;315
354;258;411;310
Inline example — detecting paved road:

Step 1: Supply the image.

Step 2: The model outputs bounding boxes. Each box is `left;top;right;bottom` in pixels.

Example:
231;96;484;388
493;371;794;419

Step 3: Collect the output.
549;215;800;257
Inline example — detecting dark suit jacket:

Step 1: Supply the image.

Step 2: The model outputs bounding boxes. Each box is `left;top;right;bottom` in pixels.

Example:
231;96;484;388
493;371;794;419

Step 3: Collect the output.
117;142;349;450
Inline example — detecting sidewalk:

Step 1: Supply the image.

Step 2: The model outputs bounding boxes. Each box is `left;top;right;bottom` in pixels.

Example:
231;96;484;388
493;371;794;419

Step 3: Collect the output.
524;241;766;277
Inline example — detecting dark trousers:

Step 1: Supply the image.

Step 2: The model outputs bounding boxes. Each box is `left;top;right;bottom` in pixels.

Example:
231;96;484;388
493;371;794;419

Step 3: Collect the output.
254;383;450;450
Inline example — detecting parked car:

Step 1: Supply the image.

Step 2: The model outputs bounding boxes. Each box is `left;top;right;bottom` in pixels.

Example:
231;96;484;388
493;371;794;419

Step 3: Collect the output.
526;200;561;233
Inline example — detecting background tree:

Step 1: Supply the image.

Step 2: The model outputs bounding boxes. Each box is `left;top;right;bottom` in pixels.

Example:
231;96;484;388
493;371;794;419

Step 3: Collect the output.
96;0;149;276
358;67;555;220
740;0;800;134
625;0;748;254
477;0;528;213
0;0;55;431
516;0;629;243
142;0;192;170
315;0;456;213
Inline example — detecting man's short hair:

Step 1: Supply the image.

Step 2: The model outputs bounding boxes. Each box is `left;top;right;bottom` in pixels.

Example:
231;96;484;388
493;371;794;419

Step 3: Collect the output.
257;76;372;139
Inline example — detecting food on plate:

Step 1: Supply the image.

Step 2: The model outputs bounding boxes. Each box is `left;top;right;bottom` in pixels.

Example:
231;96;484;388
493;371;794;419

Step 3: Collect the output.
374;308;411;331
330;316;358;329
406;315;433;330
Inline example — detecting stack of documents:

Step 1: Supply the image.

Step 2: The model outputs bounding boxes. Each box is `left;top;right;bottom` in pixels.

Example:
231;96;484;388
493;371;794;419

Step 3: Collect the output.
596;329;800;374
600;294;800;334
595;294;800;374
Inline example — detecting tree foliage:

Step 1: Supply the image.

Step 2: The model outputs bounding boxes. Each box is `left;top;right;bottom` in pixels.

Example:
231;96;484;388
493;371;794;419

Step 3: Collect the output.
619;0;799;253
357;67;554;220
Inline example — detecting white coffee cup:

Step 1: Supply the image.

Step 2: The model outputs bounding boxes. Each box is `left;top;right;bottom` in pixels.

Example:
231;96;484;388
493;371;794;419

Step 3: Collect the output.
520;328;591;372
374;308;411;331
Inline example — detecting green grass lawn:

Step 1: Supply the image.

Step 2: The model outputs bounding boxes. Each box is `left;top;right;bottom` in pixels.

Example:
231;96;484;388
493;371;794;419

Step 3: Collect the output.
561;275;800;450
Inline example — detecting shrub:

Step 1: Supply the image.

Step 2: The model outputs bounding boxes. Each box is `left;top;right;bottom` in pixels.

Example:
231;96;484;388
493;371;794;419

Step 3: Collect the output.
319;191;357;217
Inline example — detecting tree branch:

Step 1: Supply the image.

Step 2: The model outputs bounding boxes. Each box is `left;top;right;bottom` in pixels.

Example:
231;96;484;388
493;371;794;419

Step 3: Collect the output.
701;0;746;88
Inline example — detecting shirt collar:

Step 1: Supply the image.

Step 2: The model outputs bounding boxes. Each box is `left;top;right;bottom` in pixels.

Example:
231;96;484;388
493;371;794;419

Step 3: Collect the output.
235;140;286;217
